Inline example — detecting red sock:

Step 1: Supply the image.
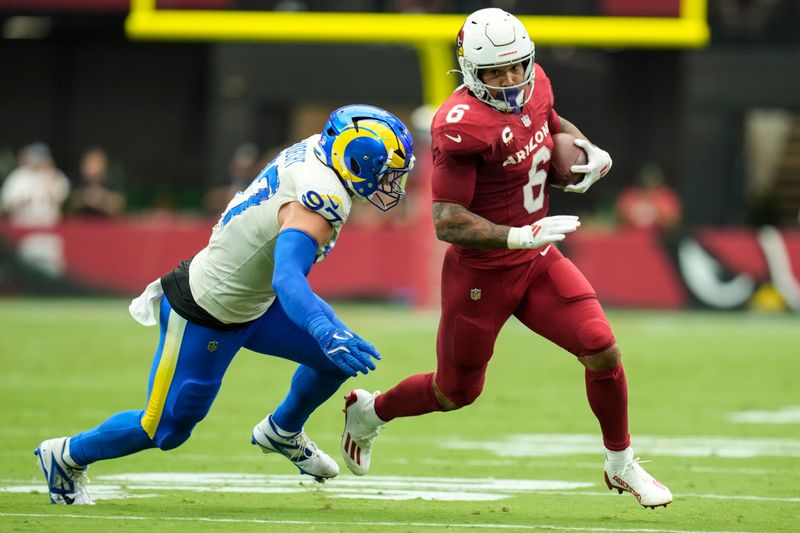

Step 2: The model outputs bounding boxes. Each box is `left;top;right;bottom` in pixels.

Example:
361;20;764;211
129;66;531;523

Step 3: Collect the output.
585;363;630;451
374;372;442;422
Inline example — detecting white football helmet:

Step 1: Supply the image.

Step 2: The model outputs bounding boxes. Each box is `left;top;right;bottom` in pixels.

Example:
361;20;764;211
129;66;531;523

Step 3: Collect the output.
456;8;536;114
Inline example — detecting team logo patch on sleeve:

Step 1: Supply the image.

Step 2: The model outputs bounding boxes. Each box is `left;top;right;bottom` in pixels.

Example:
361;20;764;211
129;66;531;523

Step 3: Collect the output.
301;190;345;224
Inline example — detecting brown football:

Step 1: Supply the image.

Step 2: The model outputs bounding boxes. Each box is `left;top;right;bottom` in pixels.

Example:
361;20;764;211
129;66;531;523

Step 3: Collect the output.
548;132;587;188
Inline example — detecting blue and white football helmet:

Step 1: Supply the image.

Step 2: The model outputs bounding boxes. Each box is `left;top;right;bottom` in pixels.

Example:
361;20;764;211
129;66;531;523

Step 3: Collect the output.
315;104;415;211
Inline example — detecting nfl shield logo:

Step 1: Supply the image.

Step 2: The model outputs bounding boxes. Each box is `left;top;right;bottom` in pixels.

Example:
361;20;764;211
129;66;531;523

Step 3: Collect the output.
470;288;481;301
207;341;219;352
521;114;532;127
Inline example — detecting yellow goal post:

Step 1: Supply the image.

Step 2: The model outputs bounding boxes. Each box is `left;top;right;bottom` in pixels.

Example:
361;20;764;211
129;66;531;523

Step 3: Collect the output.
126;0;709;106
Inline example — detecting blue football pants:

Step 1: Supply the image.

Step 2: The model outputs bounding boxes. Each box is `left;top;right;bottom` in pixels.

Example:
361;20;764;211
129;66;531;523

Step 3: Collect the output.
68;296;348;466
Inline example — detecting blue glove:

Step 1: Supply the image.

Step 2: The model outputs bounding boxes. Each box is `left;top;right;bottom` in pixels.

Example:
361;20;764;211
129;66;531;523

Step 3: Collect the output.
307;314;381;377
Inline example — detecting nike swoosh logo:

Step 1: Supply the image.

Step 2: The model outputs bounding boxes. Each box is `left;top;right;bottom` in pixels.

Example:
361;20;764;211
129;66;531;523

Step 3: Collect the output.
328;346;351;354
263;434;308;463
444;133;462;143
540;245;552;256
332;333;352;341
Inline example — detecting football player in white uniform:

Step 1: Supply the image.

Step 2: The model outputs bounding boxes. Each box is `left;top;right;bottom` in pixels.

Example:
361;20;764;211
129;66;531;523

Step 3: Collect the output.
34;104;415;504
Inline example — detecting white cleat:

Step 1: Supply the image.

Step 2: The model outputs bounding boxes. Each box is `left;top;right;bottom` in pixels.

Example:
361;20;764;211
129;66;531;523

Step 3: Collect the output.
604;447;672;508
34;437;93;505
251;415;338;481
341;389;385;476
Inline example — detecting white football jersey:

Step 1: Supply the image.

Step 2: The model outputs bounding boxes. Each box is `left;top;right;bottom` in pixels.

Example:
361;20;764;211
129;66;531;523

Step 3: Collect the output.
189;134;352;324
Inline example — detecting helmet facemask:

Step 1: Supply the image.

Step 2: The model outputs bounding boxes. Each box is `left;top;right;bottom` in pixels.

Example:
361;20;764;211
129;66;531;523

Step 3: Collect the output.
367;157;413;211
476;58;535;114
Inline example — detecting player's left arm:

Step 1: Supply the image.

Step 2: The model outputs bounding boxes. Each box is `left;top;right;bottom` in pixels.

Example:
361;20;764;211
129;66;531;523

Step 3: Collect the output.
558;116;613;194
271;202;379;376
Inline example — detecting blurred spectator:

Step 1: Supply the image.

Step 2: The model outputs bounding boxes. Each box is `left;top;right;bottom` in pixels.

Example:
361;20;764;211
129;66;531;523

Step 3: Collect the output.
204;142;260;215
404;103;436;217
710;0;799;44
615;163;682;232
0;143;70;228
69;147;126;218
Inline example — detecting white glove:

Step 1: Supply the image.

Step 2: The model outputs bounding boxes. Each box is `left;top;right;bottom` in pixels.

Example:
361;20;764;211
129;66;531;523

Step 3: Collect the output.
564;138;612;194
507;215;581;249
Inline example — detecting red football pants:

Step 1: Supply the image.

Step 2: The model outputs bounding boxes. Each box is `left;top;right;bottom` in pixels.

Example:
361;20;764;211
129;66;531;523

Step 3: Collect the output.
433;246;615;406
376;245;629;450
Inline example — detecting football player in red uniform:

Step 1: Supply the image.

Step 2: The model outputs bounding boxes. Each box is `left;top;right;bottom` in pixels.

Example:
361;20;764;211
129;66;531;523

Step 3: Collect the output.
341;8;672;508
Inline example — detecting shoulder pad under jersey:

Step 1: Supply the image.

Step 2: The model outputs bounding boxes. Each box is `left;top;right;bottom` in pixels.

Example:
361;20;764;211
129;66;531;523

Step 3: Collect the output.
292;161;351;227
432;93;494;157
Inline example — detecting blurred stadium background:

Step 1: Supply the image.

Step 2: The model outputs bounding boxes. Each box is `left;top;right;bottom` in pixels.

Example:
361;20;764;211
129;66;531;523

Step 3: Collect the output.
0;2;799;531
0;0;798;310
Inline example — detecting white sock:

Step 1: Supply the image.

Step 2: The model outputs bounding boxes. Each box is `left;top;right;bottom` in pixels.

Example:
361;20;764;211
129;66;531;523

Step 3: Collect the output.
61;438;82;469
363;400;386;426
605;446;633;466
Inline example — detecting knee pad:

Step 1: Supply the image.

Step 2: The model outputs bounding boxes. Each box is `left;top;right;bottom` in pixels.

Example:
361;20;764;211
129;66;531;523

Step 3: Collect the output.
154;380;220;450
438;368;485;408
575;317;615;355
156;428;192;451
547;258;597;301
437;316;493;407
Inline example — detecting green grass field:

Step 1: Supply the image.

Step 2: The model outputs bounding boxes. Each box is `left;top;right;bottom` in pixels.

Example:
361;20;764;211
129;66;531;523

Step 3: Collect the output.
0;298;798;532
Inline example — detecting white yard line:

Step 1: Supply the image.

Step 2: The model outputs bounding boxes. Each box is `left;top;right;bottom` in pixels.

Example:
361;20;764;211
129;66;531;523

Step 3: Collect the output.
535;491;800;503
387;459;797;476
3;471;798;504
728;406;800;425
441;434;800;458
0;513;766;533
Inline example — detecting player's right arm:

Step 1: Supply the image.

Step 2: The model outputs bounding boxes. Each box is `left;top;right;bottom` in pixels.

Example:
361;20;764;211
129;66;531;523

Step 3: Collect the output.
433;201;510;249
431;111;579;251
277;200;333;248
432;200;579;250
272;202;380;376
431;103;515;249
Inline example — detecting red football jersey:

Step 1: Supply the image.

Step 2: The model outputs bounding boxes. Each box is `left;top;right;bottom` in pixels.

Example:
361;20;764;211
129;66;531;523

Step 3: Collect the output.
431;63;561;268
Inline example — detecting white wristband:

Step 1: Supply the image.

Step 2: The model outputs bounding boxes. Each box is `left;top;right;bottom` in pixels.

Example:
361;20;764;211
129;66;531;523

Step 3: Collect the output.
507;226;533;249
